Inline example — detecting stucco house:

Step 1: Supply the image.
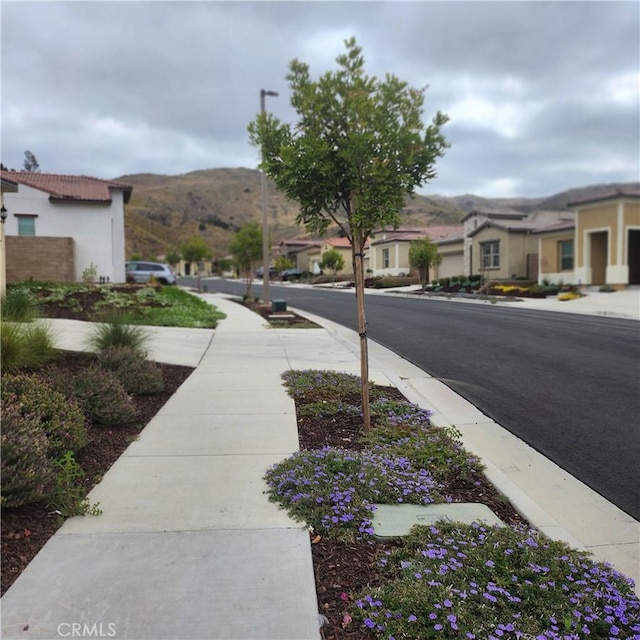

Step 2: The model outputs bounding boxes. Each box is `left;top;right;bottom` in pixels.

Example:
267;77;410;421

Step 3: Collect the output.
369;226;463;277
279;238;323;273
568;188;640;287
279;236;369;275
0;171;132;284
463;209;574;281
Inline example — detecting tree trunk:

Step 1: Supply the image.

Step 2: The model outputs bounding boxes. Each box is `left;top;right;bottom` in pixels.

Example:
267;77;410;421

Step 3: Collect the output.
352;233;371;432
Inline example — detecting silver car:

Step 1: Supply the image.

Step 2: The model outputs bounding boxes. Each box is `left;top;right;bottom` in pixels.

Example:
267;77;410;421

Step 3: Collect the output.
125;261;176;285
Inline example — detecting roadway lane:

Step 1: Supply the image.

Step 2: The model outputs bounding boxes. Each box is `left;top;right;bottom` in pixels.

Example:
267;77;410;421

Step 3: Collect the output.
190;278;640;519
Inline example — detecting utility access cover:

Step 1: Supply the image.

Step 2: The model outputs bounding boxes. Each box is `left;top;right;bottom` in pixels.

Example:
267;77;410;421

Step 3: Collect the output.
371;503;504;539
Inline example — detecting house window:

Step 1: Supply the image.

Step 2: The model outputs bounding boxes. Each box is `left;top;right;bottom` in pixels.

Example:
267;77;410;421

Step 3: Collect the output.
480;240;500;269
382;248;390;269
559;240;574;271
17;215;36;236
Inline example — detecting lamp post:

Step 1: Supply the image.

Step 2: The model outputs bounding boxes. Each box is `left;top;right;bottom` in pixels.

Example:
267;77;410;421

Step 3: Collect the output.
260;88;278;306
0;204;7;297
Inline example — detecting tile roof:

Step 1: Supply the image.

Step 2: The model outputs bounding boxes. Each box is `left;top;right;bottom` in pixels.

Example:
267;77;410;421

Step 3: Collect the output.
372;225;463;245
0;171;133;203
468;210;574;237
325;237;358;248
531;220;576;234
568;187;640;207
461;209;527;222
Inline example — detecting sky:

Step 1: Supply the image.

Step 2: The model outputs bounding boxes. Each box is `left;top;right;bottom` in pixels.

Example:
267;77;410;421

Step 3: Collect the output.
1;1;639;198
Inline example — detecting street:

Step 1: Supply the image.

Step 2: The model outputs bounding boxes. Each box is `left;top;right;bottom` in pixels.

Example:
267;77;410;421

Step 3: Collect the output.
184;277;640;520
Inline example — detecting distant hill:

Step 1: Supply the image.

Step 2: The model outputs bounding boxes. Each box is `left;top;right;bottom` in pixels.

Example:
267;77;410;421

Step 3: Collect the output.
116;168;638;259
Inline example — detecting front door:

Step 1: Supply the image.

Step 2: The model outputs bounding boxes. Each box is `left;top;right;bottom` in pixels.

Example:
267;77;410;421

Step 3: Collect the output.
628;229;640;285
589;231;608;285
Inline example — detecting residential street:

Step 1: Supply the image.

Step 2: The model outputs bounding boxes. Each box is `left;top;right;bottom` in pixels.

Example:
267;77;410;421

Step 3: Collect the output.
188;278;640;520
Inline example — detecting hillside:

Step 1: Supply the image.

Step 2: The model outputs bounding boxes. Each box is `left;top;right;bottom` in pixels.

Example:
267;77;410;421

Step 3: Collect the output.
117;168;638;260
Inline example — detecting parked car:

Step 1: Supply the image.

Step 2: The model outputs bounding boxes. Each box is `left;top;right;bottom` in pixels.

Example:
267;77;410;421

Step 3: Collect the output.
255;266;279;279
280;268;306;281
125;261;177;285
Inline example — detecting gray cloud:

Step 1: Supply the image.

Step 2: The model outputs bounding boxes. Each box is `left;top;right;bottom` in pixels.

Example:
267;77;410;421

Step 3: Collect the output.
2;1;638;197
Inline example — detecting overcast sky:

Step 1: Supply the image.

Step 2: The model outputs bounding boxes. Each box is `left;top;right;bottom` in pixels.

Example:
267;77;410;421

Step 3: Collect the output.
1;1;638;198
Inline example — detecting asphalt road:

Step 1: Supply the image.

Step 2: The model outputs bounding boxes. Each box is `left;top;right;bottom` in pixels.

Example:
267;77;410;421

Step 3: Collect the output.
186;277;640;520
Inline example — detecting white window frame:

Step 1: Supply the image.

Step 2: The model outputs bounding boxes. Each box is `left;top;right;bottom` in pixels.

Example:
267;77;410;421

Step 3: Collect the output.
480;240;500;269
559;239;574;271
16;215;37;236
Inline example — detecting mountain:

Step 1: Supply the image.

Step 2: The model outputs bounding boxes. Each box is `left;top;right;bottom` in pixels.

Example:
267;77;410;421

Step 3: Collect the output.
116;168;638;259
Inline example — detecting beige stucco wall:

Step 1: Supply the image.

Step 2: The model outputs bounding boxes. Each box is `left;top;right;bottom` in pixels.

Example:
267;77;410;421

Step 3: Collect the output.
371;240;414;276
576;204;616;269
321;244;353;274
573;198;640;285
623;202;640;227
471;227;511;279
538;230;574;283
471;227;540;279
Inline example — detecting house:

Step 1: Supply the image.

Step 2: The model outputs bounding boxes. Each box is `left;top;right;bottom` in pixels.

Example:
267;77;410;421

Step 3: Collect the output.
1;174;19;295
279;236;369;275
463;209;574;281
279;238;323;273
568;188;640;287
317;237;369;275
369;226;463;277
0;171;132;284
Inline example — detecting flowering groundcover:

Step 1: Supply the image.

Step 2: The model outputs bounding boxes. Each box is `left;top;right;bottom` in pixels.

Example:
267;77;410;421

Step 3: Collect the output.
354;522;639;639
268;370;639;639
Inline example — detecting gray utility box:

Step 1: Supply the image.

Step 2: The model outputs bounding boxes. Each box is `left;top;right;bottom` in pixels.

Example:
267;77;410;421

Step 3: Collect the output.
272;300;287;313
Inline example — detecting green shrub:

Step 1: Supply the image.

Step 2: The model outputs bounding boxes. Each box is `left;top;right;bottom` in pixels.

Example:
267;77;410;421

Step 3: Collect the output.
373;276;419;289
97;346;164;395
1;393;55;508
0;320;57;372
1;287;37;322
67;365;137;426
87;313;149;352
599;284;616;293
2;372;87;456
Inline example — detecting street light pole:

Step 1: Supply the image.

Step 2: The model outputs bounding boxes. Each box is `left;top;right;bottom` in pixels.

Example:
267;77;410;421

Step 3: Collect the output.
260;88;278;306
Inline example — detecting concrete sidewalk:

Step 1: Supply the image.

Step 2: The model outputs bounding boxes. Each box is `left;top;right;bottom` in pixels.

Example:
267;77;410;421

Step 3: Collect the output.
2;292;639;640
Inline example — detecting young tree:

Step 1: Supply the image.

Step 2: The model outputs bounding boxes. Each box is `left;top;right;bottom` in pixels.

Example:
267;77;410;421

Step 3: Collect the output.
215;257;232;276
229;221;263;300
409;237;442;291
320;248;345;286
248;37;448;430
23;150;40;173
274;255;295;280
165;248;182;269
181;236;211;267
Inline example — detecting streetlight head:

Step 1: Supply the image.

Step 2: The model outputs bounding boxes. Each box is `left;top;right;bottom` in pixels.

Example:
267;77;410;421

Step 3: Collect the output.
261;89;279;97
0;206;7;223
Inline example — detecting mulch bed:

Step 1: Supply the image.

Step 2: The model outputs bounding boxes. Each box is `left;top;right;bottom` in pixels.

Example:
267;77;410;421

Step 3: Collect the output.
240;300;322;328
1;353;194;596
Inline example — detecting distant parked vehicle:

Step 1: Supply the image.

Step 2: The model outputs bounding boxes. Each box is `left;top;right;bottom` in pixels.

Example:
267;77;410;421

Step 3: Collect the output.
255;266;279;279
280;268;306;281
125;261;177;285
